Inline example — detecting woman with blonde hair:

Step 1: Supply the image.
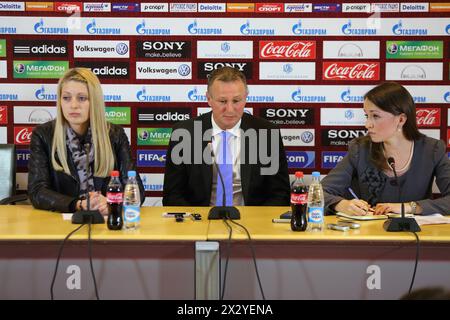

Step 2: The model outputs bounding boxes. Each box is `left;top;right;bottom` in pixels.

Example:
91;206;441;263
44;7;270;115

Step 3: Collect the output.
28;68;144;214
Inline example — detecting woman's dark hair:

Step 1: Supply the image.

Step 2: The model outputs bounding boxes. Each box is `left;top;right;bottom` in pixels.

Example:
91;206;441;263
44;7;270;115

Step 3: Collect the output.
360;82;423;170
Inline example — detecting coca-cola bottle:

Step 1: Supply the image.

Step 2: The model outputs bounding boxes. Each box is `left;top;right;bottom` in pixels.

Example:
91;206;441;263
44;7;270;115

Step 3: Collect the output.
107;170;123;230
290;171;308;231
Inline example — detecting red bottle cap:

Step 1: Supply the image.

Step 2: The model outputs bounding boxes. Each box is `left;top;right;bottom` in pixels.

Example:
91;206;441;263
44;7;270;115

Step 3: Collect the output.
110;170;119;177
295;171;304;178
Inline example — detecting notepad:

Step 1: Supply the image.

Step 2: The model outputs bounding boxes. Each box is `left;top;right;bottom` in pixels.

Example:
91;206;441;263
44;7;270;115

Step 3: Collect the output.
414;214;450;226
336;212;414;221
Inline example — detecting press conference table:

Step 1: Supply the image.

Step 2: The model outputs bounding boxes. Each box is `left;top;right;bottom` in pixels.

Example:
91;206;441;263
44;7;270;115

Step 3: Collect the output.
1;205;449;299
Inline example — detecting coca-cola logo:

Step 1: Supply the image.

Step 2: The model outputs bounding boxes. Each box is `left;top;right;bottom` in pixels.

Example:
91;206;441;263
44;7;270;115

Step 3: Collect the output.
291;193;307;204
259;41;316;59
14;127;33;145
107;192;123;203
323;62;380;80
0;106;7;124
416;108;440;127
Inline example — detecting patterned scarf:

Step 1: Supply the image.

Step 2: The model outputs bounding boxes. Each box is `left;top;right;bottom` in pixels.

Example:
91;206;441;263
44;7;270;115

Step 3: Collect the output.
66;126;94;198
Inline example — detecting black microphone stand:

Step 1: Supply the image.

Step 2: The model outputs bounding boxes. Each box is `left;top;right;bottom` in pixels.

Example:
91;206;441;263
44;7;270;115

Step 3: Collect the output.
383;157;420;232
207;142;240;220
72;143;104;224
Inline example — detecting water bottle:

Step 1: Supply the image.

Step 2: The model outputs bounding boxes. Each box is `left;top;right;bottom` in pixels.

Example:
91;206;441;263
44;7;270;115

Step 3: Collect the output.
307;171;324;232
290;171;308;231
106;170;123;230
123;170;141;230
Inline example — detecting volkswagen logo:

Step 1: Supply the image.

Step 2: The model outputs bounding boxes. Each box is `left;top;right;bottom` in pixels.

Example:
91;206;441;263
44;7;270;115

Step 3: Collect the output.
116;43;129;55
178;64;191;77
301;131;314;144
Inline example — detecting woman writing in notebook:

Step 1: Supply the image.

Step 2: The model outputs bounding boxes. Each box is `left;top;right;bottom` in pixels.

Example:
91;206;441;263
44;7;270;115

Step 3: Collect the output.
322;82;450;216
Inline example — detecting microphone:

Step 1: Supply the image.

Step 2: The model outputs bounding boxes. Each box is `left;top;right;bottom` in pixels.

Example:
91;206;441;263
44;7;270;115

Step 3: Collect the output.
72;142;105;224
207;142;240;220
383;157;420;232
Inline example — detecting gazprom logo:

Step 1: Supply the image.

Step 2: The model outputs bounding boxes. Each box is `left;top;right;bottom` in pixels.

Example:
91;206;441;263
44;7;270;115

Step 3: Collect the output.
291;88;326;102
240;20;275;35
136;87;170;102
413;96;426;103
444;92;450;103
446;24;450;34
188;87;206;102
141;175;163;191
392;20;427;35
136;20;170;35
34;18;69;34
340;88;364;103
87;19;120;35
188;20;222;35
35;86;57;101
292;20;326;35
34;19;45;33
342;20;376;35
341;88;364;103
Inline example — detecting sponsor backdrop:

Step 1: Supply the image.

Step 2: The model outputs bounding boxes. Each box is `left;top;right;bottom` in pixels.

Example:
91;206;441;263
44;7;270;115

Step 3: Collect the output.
0;1;449;203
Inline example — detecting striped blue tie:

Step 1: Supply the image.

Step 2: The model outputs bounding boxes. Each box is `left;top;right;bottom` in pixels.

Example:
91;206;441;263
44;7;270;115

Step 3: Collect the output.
216;131;233;206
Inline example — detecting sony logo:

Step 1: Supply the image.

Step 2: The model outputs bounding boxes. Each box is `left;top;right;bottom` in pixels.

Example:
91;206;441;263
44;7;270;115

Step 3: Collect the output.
142;41;186;51
265;109;309;118
203;62;247;72
328;130;366;138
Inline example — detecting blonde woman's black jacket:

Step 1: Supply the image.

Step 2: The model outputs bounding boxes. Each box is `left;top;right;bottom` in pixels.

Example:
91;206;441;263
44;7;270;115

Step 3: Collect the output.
28;120;145;212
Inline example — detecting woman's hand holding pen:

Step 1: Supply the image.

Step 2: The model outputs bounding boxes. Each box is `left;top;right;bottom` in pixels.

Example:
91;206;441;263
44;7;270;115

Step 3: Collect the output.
335;199;374;216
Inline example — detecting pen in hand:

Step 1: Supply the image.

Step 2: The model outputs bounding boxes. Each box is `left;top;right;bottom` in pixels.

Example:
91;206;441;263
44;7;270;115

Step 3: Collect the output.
347;187;359;200
347;187;374;214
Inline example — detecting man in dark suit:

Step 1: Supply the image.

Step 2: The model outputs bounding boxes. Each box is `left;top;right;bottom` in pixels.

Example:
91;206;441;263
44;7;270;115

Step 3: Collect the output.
163;67;290;206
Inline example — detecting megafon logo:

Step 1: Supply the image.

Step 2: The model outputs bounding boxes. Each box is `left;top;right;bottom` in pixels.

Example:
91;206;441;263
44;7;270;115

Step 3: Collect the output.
340;88;364;103
392;20;427;35
35;86;56;101
34;18;68;34
240;20;275;35
188;87;207;102
291;88;326;103
136;87;170;102
188;20;222;35
342;20;376;35
136;20;170;35
86;19;120;35
444;92;450;103
292;20;326;35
